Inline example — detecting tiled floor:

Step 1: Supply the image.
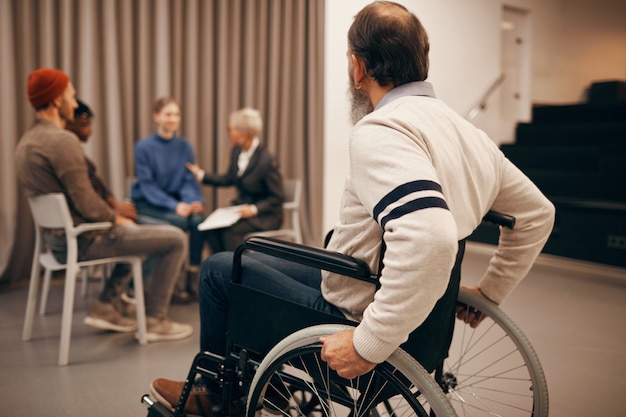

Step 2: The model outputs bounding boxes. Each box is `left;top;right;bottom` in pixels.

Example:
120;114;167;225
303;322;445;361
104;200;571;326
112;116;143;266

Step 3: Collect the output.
1;243;625;417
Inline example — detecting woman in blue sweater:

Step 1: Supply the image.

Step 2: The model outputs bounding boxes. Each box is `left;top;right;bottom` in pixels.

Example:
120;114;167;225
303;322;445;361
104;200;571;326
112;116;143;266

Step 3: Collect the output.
132;97;205;302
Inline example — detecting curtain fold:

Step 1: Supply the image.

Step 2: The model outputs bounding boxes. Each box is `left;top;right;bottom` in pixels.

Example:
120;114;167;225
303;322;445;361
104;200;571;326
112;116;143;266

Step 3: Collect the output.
0;0;324;286
0;0;20;284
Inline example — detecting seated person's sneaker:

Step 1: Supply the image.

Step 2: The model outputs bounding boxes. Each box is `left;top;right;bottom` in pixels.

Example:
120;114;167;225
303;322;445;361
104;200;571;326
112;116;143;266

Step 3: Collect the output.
84;300;137;332
112;293;137;317
150;378;213;417
171;289;192;304
138;317;193;342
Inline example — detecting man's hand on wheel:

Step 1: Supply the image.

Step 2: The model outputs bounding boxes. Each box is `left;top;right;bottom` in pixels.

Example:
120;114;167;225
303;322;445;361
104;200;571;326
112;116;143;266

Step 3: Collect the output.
320;329;376;379
455;285;489;328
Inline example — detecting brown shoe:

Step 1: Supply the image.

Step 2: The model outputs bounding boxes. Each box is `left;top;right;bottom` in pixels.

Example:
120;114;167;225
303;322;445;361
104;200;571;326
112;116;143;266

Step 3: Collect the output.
150;378;213;417
111;292;137;317
83;301;137;333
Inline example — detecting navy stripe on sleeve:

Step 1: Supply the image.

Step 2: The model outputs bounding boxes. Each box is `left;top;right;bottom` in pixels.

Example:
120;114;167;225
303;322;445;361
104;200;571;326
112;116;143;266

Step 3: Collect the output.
373;180;443;219
379;196;448;229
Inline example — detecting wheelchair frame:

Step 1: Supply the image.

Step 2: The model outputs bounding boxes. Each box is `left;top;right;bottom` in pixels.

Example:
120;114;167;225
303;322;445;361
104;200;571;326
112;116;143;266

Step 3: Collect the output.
143;211;548;417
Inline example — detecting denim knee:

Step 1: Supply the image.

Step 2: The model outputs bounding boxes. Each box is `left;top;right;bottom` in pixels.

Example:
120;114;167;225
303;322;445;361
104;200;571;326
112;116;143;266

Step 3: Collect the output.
200;252;234;294
190;214;205;228
170;215;190;231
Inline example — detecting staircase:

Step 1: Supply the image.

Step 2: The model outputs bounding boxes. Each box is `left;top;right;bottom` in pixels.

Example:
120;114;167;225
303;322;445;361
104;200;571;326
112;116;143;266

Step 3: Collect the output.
469;80;626;268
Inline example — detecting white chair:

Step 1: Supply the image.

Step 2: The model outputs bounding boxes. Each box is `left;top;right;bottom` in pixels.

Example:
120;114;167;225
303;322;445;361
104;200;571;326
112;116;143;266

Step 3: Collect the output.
245;179;303;243
22;193;147;366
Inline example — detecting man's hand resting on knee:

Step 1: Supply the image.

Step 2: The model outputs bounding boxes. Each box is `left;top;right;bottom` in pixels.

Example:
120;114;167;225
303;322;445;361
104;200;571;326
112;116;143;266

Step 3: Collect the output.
320;329;376;379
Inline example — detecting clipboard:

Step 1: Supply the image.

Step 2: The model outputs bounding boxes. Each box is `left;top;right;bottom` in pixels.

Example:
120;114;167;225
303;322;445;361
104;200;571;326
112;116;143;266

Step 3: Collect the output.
198;206;244;231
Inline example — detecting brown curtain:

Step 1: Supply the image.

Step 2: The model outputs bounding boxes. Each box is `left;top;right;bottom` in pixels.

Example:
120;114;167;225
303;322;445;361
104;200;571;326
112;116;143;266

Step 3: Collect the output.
0;0;325;287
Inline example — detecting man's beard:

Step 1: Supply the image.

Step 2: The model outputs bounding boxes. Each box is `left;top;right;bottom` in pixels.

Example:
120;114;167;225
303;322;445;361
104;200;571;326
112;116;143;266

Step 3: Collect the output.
58;98;74;124
348;82;374;126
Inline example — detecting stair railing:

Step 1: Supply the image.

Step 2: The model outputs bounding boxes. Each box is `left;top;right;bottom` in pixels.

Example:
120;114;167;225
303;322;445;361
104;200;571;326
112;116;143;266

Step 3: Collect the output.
465;73;506;121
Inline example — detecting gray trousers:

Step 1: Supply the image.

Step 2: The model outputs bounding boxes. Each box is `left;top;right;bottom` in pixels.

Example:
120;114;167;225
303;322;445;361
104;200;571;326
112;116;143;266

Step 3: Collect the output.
47;223;187;318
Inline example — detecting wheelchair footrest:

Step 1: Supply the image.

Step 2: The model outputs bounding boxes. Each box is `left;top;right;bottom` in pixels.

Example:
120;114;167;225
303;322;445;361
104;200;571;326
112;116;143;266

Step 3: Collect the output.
142;394;173;417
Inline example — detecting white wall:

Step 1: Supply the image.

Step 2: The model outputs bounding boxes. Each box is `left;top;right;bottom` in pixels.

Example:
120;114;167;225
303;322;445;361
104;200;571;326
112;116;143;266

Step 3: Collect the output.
531;0;626;104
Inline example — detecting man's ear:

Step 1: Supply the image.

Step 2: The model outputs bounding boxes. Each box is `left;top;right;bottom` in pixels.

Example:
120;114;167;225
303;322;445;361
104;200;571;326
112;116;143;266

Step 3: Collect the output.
351;54;367;86
51;94;63;109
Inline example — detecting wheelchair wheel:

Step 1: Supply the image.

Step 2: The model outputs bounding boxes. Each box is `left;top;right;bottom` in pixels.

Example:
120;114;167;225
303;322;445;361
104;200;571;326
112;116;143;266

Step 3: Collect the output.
247;324;456;417
443;288;549;416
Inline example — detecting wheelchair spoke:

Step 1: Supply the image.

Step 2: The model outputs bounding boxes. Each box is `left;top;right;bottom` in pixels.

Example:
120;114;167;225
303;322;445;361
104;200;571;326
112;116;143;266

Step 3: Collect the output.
443;289;548;416
445;320;535;416
249;344;436;417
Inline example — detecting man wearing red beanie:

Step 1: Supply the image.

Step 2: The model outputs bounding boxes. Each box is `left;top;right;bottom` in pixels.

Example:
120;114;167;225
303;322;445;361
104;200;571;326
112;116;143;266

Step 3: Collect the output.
26;68;71;109
15;68;194;344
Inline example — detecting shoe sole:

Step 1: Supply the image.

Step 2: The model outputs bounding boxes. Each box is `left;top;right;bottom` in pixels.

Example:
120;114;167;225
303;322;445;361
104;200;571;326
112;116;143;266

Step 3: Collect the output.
136;327;194;342
84;316;137;333
149;381;175;412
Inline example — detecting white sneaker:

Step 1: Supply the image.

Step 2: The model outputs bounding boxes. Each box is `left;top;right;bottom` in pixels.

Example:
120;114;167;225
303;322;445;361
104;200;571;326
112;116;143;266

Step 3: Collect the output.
137;317;193;342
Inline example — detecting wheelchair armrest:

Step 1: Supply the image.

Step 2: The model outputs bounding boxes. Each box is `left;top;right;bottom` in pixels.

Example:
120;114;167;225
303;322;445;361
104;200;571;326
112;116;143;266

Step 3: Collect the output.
232;236;378;287
482;210;515;229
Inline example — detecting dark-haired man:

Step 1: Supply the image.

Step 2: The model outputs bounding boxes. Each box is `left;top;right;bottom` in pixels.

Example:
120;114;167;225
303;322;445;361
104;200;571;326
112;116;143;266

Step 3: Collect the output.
65;99;138;221
15;68;194;342
150;2;554;413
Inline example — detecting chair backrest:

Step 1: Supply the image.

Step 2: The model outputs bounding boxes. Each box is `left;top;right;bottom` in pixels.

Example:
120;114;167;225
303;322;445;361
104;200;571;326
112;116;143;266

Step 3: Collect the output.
28;193;74;233
283;179;303;243
282;179;301;209
243;179;304;243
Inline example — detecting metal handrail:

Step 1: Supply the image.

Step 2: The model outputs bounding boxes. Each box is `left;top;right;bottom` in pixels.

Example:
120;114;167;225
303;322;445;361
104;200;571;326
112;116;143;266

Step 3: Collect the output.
465;73;506;121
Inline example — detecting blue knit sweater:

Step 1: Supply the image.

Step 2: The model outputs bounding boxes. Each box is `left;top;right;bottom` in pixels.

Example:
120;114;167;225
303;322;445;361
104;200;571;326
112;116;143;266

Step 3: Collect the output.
132;133;204;211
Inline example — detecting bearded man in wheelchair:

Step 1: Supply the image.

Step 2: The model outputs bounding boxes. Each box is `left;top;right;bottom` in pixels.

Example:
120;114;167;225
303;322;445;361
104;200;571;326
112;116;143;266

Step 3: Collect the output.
147;2;554;416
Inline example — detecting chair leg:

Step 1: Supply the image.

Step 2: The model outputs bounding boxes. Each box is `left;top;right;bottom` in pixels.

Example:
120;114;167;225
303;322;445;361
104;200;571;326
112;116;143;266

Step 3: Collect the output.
58;263;78;366
23;263;42;341
132;259;148;345
39;268;53;316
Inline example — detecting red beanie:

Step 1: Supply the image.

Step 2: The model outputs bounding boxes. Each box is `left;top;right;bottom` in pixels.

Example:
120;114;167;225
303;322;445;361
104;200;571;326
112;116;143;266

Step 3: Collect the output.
27;68;70;108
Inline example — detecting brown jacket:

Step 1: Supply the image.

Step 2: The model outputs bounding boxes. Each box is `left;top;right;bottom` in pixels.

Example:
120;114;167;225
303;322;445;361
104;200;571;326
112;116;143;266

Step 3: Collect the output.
15;119;116;228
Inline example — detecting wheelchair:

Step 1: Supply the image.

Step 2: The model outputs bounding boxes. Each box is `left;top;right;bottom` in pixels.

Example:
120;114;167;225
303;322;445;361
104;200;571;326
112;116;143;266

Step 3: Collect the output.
143;211;548;417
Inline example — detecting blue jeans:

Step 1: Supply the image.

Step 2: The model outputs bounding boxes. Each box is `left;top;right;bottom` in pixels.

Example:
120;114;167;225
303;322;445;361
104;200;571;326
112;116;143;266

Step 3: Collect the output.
135;201;206;266
199;251;346;355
